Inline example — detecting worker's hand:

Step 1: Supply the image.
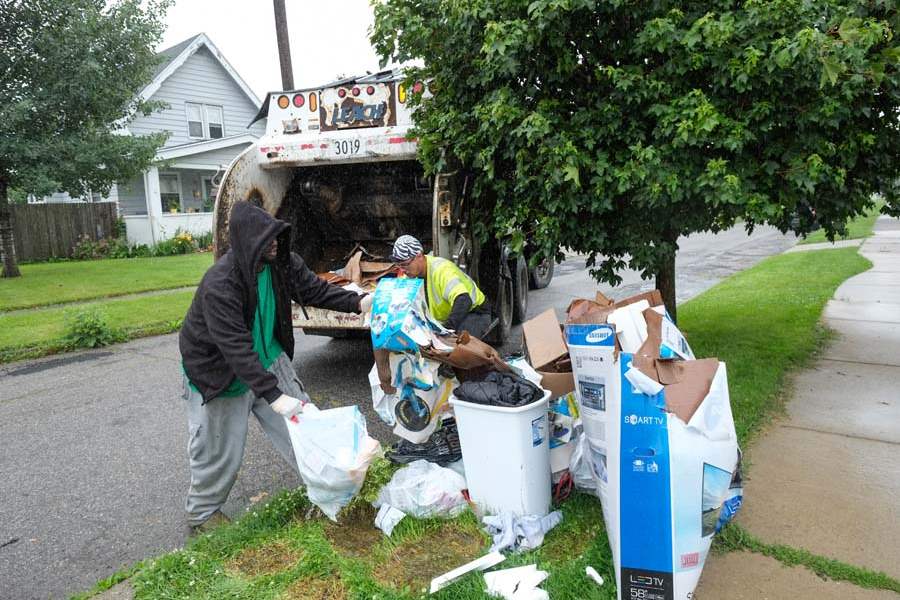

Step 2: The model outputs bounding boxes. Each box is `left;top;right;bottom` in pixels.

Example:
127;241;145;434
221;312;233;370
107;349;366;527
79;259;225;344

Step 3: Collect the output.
380;382;397;395
359;294;373;313
271;394;303;418
301;401;320;415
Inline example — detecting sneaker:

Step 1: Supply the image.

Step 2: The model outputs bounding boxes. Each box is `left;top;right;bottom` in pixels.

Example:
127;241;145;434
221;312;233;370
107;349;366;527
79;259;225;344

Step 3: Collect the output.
190;510;230;535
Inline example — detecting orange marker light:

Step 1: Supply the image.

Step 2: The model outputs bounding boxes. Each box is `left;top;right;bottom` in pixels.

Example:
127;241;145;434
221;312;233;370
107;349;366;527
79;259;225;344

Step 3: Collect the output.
277;95;289;109
308;92;318;112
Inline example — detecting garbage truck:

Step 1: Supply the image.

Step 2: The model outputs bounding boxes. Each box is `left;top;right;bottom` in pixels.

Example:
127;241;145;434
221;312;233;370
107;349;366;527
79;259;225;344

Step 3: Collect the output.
212;69;554;342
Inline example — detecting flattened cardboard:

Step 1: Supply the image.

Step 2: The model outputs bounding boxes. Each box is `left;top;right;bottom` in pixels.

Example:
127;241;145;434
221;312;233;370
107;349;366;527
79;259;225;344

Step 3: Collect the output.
522;309;568;370
538;369;575;399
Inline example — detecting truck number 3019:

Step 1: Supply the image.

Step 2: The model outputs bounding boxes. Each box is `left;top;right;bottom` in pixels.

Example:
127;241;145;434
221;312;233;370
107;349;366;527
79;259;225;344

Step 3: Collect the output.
334;139;361;155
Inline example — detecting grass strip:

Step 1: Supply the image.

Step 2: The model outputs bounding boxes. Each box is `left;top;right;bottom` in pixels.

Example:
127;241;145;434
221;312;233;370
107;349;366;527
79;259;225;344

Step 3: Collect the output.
798;201;884;245
715;523;900;593
82;247;874;599
0;290;195;363
0;253;211;311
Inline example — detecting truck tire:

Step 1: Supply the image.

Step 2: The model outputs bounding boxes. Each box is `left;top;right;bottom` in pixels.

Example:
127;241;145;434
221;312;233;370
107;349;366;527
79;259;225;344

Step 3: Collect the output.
512;255;529;324
529;257;554;290
491;262;514;344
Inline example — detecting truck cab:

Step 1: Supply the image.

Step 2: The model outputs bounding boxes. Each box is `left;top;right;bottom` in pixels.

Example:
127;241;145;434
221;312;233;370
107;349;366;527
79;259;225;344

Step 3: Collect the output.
213;69;551;342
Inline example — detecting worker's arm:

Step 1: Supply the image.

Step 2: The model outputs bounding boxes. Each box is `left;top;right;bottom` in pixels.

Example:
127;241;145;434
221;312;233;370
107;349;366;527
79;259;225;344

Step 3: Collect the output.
289;252;365;313
444;294;472;331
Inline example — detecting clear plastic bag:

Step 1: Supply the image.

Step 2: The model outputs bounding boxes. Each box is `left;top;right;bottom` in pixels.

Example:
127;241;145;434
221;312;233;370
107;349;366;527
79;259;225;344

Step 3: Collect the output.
374;459;468;519
286;406;381;521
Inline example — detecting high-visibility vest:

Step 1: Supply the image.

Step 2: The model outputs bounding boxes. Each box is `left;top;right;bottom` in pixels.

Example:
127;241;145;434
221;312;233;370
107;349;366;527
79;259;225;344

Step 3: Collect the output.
424;255;485;323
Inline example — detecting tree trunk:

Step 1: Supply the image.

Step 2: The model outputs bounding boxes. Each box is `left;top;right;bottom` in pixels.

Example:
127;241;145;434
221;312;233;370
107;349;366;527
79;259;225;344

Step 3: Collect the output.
0;177;21;278
656;248;676;323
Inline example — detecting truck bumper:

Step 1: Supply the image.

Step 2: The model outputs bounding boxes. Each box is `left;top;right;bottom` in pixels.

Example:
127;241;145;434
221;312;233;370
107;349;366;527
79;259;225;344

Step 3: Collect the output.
292;304;370;331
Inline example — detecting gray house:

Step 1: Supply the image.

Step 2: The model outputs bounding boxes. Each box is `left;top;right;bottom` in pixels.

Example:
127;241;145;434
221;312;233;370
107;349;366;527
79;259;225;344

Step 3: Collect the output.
38;33;265;245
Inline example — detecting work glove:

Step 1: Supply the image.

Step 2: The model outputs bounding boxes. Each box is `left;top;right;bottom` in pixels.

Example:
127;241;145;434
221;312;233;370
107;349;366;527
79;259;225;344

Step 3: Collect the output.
359;294;373;313
301;402;320;415
271;394;303;418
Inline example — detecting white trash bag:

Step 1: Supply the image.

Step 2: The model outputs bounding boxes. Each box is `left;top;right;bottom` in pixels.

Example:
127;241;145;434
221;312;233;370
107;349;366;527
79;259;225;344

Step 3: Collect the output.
285;405;381;521
373;459;468;519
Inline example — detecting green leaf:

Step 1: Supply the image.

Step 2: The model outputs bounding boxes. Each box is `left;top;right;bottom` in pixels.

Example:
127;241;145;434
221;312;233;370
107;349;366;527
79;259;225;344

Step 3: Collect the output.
563;164;580;187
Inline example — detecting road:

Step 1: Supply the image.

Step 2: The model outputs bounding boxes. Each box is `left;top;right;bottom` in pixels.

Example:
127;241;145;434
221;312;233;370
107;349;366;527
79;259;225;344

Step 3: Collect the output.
0;225;795;599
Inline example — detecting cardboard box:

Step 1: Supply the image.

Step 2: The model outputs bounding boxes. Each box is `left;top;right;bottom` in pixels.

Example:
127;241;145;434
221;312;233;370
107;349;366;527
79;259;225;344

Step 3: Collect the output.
522;308;576;399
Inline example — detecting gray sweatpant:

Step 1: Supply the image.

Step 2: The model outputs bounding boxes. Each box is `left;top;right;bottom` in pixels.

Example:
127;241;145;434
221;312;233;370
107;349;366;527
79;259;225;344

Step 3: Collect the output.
182;353;309;526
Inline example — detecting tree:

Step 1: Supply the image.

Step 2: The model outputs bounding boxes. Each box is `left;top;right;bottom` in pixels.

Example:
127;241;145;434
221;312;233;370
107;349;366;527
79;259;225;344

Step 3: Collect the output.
371;0;900;319
0;0;170;277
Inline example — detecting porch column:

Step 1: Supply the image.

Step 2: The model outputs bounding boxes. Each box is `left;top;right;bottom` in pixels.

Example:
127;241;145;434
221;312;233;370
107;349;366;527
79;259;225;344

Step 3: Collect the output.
144;166;163;245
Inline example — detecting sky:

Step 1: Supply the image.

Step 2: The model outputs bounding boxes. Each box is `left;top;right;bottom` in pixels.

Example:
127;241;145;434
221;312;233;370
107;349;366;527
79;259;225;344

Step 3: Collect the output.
158;0;387;101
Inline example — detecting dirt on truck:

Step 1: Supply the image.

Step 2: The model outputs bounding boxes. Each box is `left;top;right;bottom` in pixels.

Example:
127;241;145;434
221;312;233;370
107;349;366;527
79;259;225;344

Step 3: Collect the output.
212;69;553;343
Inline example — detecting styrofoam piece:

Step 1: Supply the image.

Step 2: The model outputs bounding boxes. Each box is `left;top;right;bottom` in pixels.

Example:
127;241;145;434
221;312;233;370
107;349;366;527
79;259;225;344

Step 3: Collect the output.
585;565;605;586
483;564;549;600
429;551;506;594
450;390;552;516
607;299;650;352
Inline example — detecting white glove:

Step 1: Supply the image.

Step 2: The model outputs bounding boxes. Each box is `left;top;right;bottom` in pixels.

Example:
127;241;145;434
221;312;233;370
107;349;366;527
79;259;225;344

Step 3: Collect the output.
301;402;320;415
359;294;373;313
271;394;303;418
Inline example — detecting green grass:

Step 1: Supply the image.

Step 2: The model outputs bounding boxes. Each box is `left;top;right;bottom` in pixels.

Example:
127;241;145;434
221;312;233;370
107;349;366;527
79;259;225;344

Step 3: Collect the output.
76;247;883;599
799;202;883;245
715;524;900;593
0;290;194;363
0;253;212;311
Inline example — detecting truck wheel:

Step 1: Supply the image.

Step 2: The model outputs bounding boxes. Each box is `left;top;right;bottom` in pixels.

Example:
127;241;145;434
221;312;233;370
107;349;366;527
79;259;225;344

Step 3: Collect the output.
529;257;554;290
512;255;529;324
491;264;514;344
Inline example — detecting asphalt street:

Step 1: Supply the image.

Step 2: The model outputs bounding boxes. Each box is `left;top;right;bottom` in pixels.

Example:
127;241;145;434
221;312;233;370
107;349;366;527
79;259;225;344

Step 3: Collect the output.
0;225;796;599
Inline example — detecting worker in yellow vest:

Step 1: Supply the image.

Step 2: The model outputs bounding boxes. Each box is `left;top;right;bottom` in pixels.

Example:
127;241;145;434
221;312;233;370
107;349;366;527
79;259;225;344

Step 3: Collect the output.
375;234;491;393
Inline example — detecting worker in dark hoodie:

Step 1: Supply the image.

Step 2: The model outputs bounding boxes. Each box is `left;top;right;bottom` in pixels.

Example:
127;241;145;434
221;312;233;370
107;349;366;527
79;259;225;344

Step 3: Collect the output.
179;201;373;532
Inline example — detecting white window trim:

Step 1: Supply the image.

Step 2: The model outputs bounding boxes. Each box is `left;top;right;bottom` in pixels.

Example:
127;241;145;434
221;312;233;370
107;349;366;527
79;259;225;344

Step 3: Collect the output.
185;102;225;140
159;171;184;213
205;104;225;139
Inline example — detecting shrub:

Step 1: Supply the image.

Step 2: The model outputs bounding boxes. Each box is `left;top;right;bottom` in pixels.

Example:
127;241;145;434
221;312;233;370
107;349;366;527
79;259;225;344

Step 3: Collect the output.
63;309;125;349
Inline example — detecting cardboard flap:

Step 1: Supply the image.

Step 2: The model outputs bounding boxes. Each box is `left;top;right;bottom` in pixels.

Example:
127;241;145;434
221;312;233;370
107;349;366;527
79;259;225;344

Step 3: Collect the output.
616;290;664;309
345;251;363;285
523;309;568;370
662;358;719;423
595;291;614;306
634;309;663;379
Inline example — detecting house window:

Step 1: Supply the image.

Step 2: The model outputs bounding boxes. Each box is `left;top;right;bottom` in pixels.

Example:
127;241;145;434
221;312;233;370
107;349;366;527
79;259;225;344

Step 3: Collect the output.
205;105;224;139
159;173;182;212
201;176;216;212
186;102;225;139
186;103;204;138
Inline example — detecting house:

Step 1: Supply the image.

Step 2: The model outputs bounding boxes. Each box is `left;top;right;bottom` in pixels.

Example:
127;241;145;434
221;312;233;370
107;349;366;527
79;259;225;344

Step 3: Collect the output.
36;33;265;246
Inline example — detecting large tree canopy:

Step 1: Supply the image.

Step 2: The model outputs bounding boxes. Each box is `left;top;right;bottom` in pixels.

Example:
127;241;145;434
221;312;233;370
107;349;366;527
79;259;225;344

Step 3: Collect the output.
372;0;900;317
0;0;170;276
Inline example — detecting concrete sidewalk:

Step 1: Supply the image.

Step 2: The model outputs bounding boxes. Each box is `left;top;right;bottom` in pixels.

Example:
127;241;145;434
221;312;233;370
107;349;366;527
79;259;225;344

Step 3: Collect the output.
698;216;900;598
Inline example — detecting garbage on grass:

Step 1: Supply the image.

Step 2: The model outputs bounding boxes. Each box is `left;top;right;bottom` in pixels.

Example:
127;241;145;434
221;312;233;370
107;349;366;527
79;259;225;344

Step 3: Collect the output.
482;510;563;553
565;290;743;600
386;417;462;466
374;504;406;536
585;565;605;587
373;459;468;519
285;406;380;521
483;564;549;600
429;551;506;594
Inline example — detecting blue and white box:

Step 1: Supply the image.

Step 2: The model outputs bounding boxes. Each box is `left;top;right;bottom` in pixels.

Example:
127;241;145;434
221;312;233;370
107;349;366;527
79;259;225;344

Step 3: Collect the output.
566;323;741;600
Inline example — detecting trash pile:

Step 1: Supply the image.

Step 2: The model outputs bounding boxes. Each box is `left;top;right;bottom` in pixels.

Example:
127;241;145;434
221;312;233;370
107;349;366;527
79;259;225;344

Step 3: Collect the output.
316;246;400;295
286;275;742;599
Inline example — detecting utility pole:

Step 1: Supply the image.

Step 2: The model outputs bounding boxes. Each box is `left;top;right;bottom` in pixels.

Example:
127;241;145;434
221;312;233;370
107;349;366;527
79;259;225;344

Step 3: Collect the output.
273;0;294;90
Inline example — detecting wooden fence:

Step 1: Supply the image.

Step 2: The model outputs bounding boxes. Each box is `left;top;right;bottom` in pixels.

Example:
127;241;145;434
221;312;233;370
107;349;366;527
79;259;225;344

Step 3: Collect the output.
10;202;118;262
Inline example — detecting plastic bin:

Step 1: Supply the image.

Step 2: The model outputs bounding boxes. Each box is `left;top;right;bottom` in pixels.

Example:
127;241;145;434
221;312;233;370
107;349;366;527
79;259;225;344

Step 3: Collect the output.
450;390;552;516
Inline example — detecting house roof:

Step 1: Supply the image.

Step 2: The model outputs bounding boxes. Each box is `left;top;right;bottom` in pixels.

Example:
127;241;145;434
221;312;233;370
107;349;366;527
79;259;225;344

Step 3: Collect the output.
141;33;260;108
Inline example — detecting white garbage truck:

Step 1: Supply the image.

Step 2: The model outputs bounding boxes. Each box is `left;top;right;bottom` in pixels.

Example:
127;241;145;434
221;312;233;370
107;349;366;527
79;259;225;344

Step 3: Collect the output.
212;69;553;342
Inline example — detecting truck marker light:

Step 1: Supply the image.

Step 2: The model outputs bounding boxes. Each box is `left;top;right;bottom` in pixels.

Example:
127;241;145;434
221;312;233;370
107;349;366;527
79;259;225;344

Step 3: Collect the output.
398;84;407;104
366;85;375;95
413;81;424;94
338;88;347;98
277;95;289;109
292;94;305;107
309;92;318;112
352;86;361;97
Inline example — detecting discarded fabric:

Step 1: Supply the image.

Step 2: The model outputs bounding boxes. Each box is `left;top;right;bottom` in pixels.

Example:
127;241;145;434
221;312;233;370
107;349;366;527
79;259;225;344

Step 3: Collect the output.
374;459;468;519
482;511;563;553
453;371;543;407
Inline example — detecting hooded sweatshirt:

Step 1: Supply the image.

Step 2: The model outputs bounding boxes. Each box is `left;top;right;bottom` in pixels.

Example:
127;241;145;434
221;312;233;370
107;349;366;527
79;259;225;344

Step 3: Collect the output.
179;202;363;403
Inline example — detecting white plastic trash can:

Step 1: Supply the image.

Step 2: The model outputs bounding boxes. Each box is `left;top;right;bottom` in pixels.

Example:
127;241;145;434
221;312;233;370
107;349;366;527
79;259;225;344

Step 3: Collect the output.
450;390;552;517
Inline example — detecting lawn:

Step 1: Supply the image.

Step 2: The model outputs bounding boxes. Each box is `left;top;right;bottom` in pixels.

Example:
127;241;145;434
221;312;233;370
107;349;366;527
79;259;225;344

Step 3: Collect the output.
0;253;212;311
78;246;900;600
798;201;883;245
0;290;196;363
